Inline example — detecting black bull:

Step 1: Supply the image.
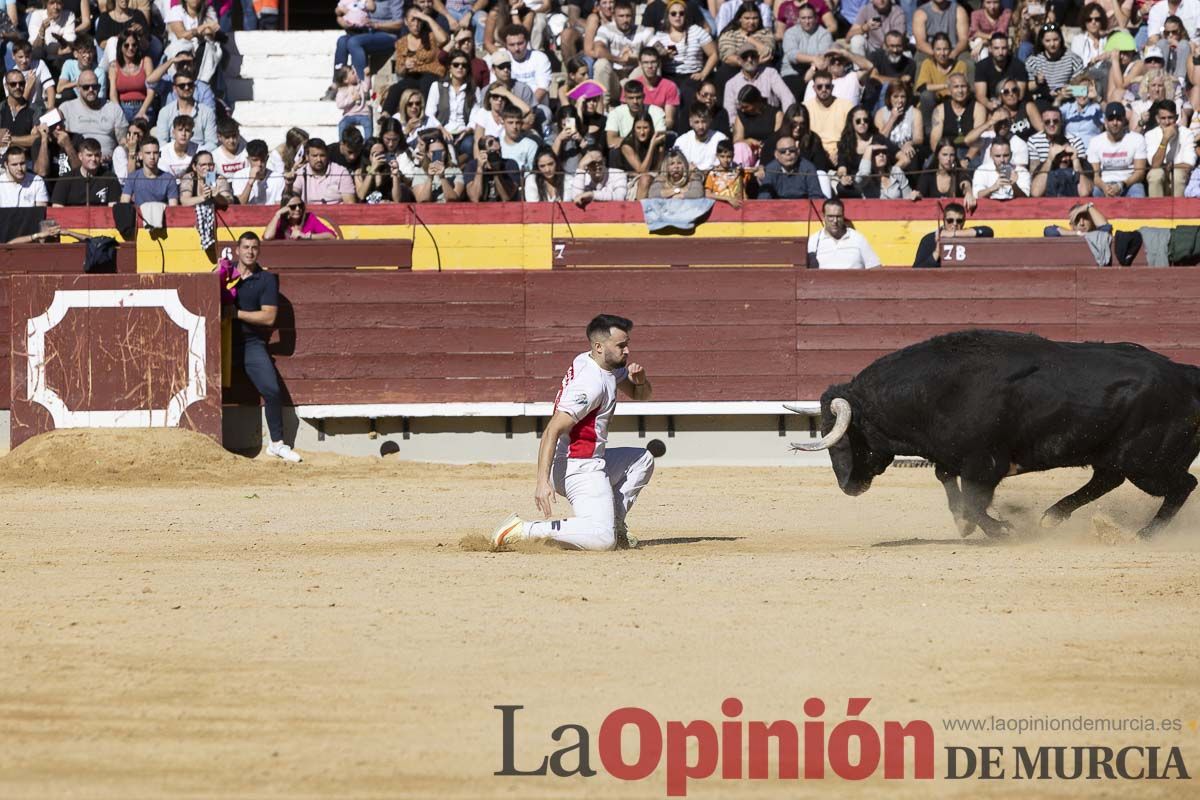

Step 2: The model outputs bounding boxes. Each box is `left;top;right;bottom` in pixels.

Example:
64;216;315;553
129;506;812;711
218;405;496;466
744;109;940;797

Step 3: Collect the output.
790;330;1200;538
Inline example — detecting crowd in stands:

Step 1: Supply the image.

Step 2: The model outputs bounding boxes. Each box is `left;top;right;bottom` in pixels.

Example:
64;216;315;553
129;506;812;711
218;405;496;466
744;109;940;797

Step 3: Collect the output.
5;0;1200;222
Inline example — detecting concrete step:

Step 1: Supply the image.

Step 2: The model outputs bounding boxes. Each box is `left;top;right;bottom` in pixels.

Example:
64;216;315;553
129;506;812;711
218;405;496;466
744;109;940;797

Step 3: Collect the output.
231;30;342;56
227;76;334;103
239;53;334;80
233;100;342;127
242;125;339;145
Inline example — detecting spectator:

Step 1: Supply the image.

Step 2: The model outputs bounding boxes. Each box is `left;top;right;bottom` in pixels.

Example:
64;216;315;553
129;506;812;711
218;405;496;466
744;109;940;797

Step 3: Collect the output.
876;82;923;169
11;39;55;113
688;79;731;136
335;65;373;143
164;0;224;92
1153;15;1190;82
238;139;287;206
675;102;727;170
849;142;912;198
758;134;825;198
1147;0;1200;44
968;0;1011;61
916;138;976;203
705;138;746;206
226;232;303;462
767;102;833;171
1183;138;1200;196
1063;78;1104;148
385;5;448;107
330;125;368;175
717;2;776;72
721;35;787;113
501;23;553;114
264;193;338;238
633;47;681;131
112;118;149;181
646;148;704;198
994;77;1040;142
1071;4;1110;68
51;138;122;207
498;105;537;172
974;31;1028;110
912;201;993;266
330;0;403;93
160;114;199;177
972;138;1031;199
28;0;77;73
929;73;985;160
801;48;870;106
594;0;655;97
618;111;667;195
213;117;249;189
716;0;774;31
426;50;476;160
733;85;782;167
524;145;565;201
1087;101;1148;196
466;134;520;201
806;198;881;268
97;0;150;51
1;69;36;149
1025;24;1084;101
782;3;834;100
286;138;357;204
1145;99;1194;195
180;150;234;208
61;70;130;160
847;0;906;57
353;138;414;202
1130;67;1171;133
606;80;667;148
1029;105;1090;197
156;67;217;151
548;105;586;173
0;147;48;207
412;137;465;201
868;30;917;102
835;104;887;175
109;31;156;123
805;68;853;161
916;33;967;120
777;0;838;36
567;146;628;206
482;48;538;121
913;0;969;63
58;35;106;103
120;137;180;205
654;0;718;104
1044;201;1112;236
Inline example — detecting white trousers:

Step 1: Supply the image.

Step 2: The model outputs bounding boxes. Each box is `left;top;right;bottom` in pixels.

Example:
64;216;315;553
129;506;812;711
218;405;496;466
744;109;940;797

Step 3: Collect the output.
524;447;655;550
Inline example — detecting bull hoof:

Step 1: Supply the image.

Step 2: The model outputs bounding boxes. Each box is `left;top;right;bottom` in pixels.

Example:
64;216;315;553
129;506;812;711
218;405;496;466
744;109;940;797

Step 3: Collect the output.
955;516;977;538
1040;509;1068;529
980;521;1013;539
1136;525;1160;540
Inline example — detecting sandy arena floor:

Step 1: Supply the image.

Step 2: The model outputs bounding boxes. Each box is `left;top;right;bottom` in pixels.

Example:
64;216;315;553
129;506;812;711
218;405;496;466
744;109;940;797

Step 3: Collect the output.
1;430;1198;799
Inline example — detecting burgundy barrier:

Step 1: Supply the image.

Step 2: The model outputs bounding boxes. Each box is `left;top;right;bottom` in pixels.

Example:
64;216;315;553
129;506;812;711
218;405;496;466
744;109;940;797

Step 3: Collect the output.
212;267;1200;408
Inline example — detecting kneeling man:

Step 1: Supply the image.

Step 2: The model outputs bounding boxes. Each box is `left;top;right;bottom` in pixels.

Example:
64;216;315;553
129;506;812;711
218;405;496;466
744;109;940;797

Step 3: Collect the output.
492;314;655;550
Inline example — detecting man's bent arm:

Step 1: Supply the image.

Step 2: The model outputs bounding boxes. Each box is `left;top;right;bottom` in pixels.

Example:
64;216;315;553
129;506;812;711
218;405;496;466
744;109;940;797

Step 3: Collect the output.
535;411;576;515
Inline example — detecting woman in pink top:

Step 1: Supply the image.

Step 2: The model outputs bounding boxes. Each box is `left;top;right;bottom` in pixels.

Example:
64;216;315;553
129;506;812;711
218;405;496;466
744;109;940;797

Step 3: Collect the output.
969;0;1012;59
263;193;338;240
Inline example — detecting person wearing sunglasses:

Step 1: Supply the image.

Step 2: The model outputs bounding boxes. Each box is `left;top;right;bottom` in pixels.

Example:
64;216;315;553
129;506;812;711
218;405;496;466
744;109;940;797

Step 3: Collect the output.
1147;0;1200;48
912;202;994;268
264;192;336;240
0;69;37;150
59;69;130;160
155;65;218;151
974;31;1028;111
425;49;477;160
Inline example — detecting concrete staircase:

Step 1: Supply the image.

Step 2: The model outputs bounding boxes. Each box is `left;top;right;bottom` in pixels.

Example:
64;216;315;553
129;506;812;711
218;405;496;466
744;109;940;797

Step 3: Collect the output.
225;30;343;147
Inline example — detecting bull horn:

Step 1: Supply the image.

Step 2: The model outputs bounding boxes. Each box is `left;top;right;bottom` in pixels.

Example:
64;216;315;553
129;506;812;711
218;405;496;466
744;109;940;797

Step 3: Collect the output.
790;398;852;451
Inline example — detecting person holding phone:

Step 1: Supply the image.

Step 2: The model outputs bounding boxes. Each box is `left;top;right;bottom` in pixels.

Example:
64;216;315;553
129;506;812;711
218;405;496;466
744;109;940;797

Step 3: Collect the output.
180;150;234;207
972;138;1030;199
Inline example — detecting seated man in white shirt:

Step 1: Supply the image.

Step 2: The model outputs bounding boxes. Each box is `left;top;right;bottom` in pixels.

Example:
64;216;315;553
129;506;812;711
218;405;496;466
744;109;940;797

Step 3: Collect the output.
0;146;49;208
1144;99;1195;197
806;198;881;269
673;103;727;171
972;138;1031;200
566;146;628;208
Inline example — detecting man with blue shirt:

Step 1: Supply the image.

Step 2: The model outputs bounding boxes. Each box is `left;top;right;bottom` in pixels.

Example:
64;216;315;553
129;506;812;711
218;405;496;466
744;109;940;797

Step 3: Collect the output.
120;137;179;205
226;232;302;463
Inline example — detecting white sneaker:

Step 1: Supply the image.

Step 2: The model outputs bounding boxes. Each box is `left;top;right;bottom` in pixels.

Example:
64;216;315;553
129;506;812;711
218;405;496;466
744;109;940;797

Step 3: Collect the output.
491;513;525;550
267;441;302;463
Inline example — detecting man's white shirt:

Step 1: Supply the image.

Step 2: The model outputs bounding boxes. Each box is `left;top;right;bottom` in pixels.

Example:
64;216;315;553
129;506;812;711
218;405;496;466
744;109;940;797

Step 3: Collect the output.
806;226;881;268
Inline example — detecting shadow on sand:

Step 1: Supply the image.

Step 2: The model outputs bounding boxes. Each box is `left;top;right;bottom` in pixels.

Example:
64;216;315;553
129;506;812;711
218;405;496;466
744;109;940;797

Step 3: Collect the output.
640;536;744;547
872;537;1002;548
